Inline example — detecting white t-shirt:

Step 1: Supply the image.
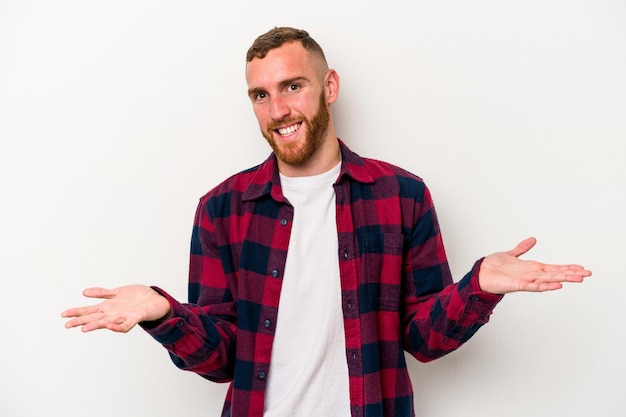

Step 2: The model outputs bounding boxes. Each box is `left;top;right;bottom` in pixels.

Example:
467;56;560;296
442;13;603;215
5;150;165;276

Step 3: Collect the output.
264;162;350;417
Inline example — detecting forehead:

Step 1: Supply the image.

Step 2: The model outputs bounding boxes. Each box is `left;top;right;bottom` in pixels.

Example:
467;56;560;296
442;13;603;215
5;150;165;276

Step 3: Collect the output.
245;42;317;89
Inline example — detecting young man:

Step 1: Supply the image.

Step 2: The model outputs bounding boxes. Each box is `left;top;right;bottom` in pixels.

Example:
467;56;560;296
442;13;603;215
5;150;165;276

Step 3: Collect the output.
62;27;591;417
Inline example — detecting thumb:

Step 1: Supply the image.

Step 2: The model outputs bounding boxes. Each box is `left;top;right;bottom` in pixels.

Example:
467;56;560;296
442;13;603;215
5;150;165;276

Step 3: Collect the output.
82;287;116;299
509;237;537;258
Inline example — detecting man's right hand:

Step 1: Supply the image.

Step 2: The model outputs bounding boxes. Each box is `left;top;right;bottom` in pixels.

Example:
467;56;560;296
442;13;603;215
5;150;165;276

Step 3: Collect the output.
62;285;171;333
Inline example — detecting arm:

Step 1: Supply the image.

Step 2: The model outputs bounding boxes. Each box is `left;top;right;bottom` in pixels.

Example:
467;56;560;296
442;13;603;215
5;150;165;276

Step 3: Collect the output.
401;186;591;362
62;198;238;382
400;184;500;361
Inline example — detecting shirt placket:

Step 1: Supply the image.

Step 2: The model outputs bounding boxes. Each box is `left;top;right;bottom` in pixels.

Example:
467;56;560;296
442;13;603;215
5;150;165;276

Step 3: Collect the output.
249;201;294;416
335;182;364;417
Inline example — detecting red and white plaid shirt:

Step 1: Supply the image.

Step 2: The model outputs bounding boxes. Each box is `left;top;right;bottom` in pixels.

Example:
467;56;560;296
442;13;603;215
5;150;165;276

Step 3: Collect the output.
142;140;503;417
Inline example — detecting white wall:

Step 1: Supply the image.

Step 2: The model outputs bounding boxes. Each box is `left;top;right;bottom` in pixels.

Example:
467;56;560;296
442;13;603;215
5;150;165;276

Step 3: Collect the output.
1;1;624;416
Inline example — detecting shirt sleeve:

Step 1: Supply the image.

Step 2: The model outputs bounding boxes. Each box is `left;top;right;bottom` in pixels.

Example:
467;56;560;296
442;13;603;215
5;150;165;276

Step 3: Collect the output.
140;198;237;382
401;184;503;362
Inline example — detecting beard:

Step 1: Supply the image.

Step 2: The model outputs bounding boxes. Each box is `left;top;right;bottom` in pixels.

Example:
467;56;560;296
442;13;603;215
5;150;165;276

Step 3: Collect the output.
262;91;330;166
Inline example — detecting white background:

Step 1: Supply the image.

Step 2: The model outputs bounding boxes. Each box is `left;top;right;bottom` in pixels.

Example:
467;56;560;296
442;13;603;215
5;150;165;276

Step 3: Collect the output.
1;1;625;416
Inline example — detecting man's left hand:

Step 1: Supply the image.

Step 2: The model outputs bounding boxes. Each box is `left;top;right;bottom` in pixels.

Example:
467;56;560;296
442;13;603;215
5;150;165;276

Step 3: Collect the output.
478;237;592;294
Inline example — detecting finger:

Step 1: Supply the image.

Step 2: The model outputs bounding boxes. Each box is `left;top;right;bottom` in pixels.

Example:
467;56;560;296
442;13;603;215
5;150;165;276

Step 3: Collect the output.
64;311;106;329
542;272;586;283
509;237;537;258
82;287;116;299
522;270;588;285
70;314;126;333
61;304;102;319
105;319;137;333
530;266;592;283
523;281;564;292
540;264;592;276
79;323;101;332
81;317;115;333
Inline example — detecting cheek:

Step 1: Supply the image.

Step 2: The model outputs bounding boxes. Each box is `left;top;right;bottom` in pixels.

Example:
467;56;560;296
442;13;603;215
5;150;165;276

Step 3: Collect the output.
290;97;316;119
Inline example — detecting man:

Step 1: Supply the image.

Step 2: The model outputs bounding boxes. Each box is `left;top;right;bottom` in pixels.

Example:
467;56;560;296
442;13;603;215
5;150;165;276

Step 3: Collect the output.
62;27;591;417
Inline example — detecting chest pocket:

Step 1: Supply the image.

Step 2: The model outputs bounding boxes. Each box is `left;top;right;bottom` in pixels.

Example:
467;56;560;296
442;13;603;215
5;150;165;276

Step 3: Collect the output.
361;232;405;310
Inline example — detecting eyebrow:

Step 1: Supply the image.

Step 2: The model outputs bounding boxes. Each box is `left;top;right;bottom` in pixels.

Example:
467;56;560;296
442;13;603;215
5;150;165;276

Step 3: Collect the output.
247;76;312;98
247;87;265;99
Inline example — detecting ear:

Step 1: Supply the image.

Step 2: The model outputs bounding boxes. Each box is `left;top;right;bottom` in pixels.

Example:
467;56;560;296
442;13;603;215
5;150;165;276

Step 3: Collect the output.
324;69;340;105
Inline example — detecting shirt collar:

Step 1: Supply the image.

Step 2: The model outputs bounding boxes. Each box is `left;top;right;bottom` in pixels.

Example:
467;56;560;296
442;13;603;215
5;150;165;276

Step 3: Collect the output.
242;139;375;202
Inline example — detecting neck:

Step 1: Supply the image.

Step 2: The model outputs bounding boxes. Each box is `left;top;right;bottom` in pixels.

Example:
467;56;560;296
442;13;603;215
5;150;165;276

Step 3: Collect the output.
278;133;341;178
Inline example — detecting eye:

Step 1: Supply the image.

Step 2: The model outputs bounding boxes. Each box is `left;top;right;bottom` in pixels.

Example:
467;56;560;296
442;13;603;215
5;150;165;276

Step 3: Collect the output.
286;84;300;94
254;91;268;102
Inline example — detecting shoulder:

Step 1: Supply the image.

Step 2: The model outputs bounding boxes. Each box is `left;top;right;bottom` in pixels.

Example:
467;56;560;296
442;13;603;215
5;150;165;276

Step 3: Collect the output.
340;140;427;197
199;164;262;202
361;156;423;181
359;156;429;200
193;163;267;221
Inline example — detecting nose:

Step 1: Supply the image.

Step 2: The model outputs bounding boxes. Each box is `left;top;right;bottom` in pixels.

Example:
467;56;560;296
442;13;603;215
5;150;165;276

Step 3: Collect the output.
270;95;290;121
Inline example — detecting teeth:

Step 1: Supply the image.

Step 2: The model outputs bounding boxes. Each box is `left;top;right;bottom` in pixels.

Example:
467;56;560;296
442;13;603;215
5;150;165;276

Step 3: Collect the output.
277;123;299;136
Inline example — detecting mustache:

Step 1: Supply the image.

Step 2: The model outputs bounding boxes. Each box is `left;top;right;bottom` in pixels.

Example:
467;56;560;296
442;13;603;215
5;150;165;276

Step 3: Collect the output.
266;118;305;131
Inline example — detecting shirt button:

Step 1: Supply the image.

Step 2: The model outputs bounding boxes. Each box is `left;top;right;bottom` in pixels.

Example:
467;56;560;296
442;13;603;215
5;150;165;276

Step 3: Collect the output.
470;295;480;301
343;251;349;259
351;353;357;362
271;269;279;278
280;218;288;226
346;302;353;310
258;371;267;380
263;319;272;328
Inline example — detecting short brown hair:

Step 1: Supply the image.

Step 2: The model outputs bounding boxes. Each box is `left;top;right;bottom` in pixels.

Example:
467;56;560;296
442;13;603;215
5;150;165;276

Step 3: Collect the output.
246;27;328;68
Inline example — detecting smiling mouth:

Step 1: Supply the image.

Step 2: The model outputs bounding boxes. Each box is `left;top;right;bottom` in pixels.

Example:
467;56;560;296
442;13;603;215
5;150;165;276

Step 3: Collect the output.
275;122;302;137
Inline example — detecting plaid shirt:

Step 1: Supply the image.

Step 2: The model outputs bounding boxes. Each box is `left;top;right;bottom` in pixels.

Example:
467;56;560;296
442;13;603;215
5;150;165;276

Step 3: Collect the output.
142;140;502;417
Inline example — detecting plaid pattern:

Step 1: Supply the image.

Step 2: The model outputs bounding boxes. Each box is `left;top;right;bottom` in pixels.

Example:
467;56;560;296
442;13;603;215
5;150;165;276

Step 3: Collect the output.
142;140;502;417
